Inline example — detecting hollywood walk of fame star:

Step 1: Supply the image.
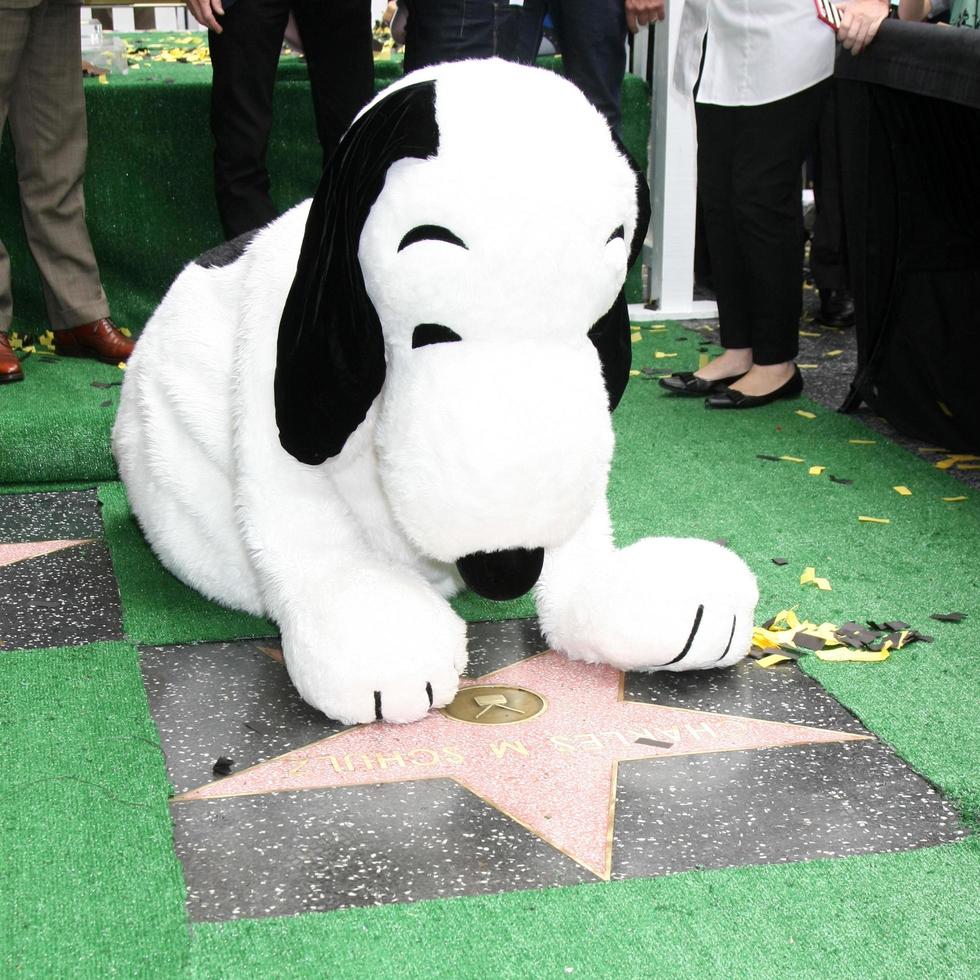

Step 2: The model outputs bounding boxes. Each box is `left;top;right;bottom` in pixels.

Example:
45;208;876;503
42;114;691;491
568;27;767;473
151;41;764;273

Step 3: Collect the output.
0;539;93;568
174;651;870;878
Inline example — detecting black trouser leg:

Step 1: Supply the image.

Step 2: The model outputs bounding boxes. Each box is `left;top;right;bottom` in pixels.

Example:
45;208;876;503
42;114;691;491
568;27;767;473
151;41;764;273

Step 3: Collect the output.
292;0;374;172
696;101;752;352
547;0;627;130
209;0;290;240
811;81;848;292
697;82;829;365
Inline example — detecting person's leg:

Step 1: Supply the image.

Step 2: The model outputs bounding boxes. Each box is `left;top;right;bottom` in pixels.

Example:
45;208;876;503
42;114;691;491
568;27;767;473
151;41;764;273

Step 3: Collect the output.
693;102;753;381
291;0;373;171
6;0;109;332
548;0;626;129
402;0;544;71
209;0;291;239
728;81;829;395
0;6;31;339
810;81;854;326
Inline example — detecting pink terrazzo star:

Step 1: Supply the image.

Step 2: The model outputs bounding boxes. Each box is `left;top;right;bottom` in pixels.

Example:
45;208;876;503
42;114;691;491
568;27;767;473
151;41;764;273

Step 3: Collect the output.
0;539;92;567
175;652;869;878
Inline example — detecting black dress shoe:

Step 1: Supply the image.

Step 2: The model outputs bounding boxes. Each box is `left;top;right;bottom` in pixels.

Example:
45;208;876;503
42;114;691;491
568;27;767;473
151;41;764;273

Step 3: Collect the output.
658;371;746;396
817;289;855;329
705;366;803;409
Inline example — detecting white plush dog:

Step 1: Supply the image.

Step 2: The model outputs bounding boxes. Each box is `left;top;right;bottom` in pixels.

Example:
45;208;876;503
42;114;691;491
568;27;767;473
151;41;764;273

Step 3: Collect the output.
113;59;758;726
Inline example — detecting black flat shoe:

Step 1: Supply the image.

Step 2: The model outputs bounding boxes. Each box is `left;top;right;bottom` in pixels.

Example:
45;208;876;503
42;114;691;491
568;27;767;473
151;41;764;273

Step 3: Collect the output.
704;366;803;409
658;371;746;396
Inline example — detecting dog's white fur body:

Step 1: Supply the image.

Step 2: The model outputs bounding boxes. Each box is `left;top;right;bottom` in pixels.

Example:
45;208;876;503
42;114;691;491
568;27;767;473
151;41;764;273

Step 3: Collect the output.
114;60;758;725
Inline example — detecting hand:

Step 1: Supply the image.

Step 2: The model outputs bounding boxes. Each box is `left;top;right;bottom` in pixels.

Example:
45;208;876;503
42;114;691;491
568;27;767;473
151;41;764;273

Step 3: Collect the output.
625;0;666;34
187;0;225;34
835;0;888;55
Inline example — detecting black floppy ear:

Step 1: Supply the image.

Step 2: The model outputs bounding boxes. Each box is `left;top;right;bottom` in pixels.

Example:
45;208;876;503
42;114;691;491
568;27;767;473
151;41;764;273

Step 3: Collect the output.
588;134;651;412
275;81;440;465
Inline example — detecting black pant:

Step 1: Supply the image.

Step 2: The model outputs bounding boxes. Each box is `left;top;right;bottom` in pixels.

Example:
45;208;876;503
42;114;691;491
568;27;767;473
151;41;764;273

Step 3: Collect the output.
811;82;848;292
403;0;627;130
209;0;374;240
696;81;829;365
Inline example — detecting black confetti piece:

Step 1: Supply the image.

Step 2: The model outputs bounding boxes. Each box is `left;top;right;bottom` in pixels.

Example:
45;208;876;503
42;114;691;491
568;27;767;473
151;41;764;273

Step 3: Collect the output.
635;737;674;748
212;756;234;777
793;633;826;651
829;475;853;485
930;612;967;623
244;720;270;735
771;557;789;566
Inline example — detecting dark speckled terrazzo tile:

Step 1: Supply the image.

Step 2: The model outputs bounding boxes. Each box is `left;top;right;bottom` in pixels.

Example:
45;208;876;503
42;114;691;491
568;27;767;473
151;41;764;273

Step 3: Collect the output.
173;781;592;921
144;620;968;922
0;489;104;543
613;740;966;878
626;659;869;734
0;541;123;650
140;639;341;795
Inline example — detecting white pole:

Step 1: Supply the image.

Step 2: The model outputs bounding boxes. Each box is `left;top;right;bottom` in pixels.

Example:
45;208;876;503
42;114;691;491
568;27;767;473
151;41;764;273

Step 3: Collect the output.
631;0;717;322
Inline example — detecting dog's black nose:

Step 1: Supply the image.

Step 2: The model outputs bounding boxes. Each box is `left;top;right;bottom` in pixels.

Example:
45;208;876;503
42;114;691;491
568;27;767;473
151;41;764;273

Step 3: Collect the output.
456;547;545;601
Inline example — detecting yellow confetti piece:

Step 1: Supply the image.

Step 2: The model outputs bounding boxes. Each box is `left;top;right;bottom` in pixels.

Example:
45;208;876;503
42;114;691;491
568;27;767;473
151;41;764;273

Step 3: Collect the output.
825;349;843;357
799;330;821;337
119;327;132;338
780;456;805;463
117;362;127;370
21;345;35;354
628;369;641;377
797;364;819;369
938;401;953;418
630;333;642;344
800;567;832;591
958;464;980;471
699;353;710;369
858;516;890;524
8;336;22;350
648;325;667;332
770;609;803;633
849;439;876;445
943;496;967;503
935;454;980;470
917;447;948;453
893;486;912;496
796;410;816;420
751;630;784;651
98;74;108;85
815;648;890;663
654;351;677;359
756;654;793;668
808;465;826;476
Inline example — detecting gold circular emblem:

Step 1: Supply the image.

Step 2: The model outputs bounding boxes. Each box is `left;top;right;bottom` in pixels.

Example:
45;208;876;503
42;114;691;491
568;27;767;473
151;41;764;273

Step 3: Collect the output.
442;684;547;725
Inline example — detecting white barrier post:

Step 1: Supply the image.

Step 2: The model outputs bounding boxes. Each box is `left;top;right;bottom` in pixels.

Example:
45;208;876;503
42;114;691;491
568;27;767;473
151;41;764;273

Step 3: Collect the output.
631;1;717;322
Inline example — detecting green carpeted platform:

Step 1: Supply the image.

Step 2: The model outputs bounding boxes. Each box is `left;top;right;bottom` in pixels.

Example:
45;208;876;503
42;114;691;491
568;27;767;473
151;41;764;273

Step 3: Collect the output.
2;38;978;980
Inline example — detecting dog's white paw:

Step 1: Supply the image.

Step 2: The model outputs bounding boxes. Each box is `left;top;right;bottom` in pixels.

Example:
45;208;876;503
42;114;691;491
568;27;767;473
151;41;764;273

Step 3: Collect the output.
540;537;758;673
279;571;467;725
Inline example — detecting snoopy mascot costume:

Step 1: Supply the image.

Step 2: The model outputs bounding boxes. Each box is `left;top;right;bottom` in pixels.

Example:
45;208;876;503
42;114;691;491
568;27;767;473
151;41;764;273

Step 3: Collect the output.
113;59;758;726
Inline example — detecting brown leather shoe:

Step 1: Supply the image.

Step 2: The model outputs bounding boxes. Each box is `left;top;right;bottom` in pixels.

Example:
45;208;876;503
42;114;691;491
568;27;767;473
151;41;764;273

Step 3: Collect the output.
0;332;24;383
54;317;135;364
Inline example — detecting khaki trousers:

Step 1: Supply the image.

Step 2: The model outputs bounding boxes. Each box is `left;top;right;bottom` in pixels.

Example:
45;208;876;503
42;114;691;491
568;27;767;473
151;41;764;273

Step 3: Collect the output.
0;0;109;333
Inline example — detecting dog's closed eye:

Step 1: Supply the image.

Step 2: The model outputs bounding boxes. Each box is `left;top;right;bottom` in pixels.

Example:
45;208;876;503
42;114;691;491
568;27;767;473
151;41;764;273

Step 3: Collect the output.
606;225;625;243
412;323;462;349
398;225;468;252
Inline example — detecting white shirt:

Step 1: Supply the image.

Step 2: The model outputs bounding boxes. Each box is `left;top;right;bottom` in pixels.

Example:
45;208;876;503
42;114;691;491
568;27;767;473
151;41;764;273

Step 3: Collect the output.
674;0;837;107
